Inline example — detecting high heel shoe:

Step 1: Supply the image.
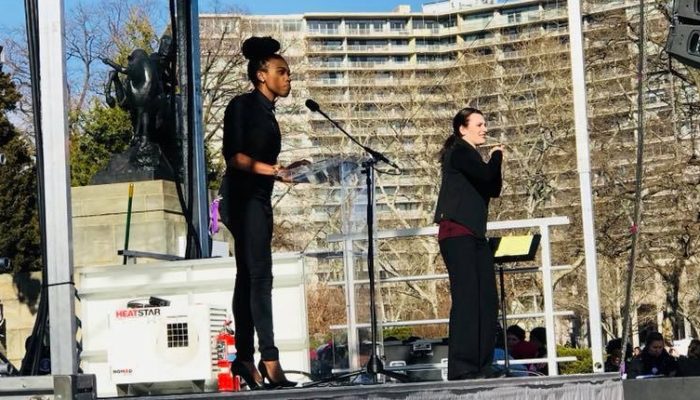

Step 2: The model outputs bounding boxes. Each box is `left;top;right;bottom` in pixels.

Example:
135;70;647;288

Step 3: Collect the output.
258;360;297;388
231;359;261;390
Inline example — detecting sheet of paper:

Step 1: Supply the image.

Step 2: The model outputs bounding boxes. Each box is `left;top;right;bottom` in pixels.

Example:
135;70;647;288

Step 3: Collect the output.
494;235;535;257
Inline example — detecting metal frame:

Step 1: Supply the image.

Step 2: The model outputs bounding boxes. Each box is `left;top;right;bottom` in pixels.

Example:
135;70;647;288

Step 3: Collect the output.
38;0;78;375
174;0;210;258
568;0;605;373
326;216;602;376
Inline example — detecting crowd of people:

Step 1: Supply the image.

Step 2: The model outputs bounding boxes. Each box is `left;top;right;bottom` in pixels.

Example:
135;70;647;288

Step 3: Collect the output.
604;332;700;379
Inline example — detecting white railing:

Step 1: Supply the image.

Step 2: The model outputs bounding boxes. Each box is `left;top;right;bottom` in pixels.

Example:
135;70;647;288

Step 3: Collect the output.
325;216;581;376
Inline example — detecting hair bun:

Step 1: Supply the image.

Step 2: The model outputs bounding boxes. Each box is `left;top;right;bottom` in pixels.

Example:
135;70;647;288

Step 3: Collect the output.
242;36;281;60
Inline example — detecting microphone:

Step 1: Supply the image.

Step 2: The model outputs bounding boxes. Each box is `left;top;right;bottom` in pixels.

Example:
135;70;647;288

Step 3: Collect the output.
305;99;320;112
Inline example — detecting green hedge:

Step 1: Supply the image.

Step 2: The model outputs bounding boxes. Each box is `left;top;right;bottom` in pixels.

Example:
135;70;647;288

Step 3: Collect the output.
557;346;593;375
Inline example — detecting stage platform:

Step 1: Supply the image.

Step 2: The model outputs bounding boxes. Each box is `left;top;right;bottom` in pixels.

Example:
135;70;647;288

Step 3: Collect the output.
100;373;623;400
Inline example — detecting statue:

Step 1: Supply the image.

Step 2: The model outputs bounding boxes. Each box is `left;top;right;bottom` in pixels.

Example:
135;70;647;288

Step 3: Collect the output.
91;35;181;184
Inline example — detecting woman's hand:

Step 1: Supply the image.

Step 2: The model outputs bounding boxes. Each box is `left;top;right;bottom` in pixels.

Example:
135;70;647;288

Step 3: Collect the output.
489;144;505;158
274;165;295;183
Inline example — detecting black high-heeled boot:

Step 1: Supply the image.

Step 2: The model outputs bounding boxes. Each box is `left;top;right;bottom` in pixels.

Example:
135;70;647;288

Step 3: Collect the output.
231;359;261;390
257;360;297;389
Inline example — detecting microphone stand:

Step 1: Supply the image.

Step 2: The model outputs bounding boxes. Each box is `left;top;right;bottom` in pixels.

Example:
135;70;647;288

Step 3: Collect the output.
305;104;406;386
310;106;400;170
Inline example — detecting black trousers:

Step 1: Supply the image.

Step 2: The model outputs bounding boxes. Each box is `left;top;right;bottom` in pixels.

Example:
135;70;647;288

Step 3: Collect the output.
439;235;498;379
228;198;279;362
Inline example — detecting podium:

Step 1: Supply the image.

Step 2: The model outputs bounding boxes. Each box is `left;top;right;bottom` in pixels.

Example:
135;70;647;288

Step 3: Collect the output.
287;156;362;185
290;156;408;383
286;156;370;235
489;234;541;375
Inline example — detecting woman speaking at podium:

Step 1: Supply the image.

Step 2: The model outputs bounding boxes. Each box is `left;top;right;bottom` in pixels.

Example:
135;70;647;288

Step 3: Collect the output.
221;36;296;389
433;107;504;380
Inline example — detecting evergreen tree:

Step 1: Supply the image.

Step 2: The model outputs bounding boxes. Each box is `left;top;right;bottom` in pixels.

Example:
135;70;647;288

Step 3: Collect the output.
0;69;41;275
70;100;132;186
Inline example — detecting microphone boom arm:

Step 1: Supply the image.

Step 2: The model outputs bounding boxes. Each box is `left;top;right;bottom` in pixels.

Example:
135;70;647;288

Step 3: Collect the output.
308;101;400;171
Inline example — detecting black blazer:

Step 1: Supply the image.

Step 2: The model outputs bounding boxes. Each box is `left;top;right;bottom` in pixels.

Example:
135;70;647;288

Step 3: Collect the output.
433;139;502;238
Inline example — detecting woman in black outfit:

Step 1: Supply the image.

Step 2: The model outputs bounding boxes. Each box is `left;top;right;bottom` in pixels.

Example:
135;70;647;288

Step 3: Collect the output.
433;107;504;380
221;36;297;389
627;332;677;378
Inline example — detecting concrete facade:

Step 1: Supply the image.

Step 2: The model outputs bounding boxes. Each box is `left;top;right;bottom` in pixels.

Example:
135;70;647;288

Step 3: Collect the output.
71;180;187;267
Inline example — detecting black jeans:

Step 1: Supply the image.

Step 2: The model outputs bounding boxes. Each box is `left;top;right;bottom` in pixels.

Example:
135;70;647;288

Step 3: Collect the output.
228;198;279;362
439;235;498;379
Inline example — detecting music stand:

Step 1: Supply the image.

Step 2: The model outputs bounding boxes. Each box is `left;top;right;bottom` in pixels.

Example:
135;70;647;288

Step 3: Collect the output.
488;234;541;375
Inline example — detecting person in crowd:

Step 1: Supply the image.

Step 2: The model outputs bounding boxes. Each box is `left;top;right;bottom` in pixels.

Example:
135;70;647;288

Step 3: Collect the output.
677;339;700;377
507;325;539;360
633;346;641;357
493;326;527;376
687;339;700;359
434;107;504;380
529;327;548;375
627;332;677;379
604;338;631;373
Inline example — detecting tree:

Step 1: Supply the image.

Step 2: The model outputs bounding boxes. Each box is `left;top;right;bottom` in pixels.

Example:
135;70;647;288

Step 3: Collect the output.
70;99;132;186
0;68;42;308
66;0;162;185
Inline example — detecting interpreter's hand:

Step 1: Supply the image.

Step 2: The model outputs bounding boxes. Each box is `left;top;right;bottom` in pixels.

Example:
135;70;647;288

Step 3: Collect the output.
489;144;505;158
274;166;295;184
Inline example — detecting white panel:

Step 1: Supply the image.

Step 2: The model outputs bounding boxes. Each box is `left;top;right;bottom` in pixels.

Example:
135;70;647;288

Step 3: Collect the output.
78;255;308;397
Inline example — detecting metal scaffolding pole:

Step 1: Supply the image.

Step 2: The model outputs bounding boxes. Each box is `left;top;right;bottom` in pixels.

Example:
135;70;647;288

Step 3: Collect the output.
38;0;78;374
568;0;604;373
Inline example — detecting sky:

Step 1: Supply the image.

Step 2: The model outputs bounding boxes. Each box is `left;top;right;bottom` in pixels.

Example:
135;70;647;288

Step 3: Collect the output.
0;0;431;29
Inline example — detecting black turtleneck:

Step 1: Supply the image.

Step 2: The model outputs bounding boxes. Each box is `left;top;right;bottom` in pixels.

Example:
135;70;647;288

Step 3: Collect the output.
222;89;282;203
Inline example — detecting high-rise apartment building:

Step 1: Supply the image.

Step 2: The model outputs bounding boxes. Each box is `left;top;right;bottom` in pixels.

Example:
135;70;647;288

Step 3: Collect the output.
201;0;647;230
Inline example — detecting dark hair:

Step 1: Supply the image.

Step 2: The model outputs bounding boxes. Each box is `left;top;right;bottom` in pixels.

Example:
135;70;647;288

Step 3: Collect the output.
688;339;700;359
644;332;665;348
494;325;505;349
241;36;284;85
605;338;633;359
438;107;483;162
606;338;623;354
506;325;526;341
530;327;546;345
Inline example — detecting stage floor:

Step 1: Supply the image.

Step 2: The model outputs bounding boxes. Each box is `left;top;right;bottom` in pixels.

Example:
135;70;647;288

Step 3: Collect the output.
100;373;622;400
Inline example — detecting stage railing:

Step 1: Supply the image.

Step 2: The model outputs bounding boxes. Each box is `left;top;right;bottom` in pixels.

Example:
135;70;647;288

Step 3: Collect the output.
325;216;580;376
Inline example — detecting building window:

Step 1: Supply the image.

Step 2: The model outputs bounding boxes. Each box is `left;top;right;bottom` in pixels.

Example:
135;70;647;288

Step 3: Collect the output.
307;20;341;34
282;20;302;32
390;20;408;32
463;12;492;23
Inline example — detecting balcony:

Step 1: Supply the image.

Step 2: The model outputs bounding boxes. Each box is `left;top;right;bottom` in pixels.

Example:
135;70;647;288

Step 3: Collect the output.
499;50;525;60
307;28;342;36
346;28;374;35
413;27;440;35
460;36;497;48
345;27;409;37
346;44;412;53
308;78;348;86
307;44;345;52
312;61;346;69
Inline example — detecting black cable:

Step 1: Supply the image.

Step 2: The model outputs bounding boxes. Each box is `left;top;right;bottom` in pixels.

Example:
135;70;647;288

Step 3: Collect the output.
169;0;204;259
19;0;51;377
43;281;76;288
159;147;203;258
